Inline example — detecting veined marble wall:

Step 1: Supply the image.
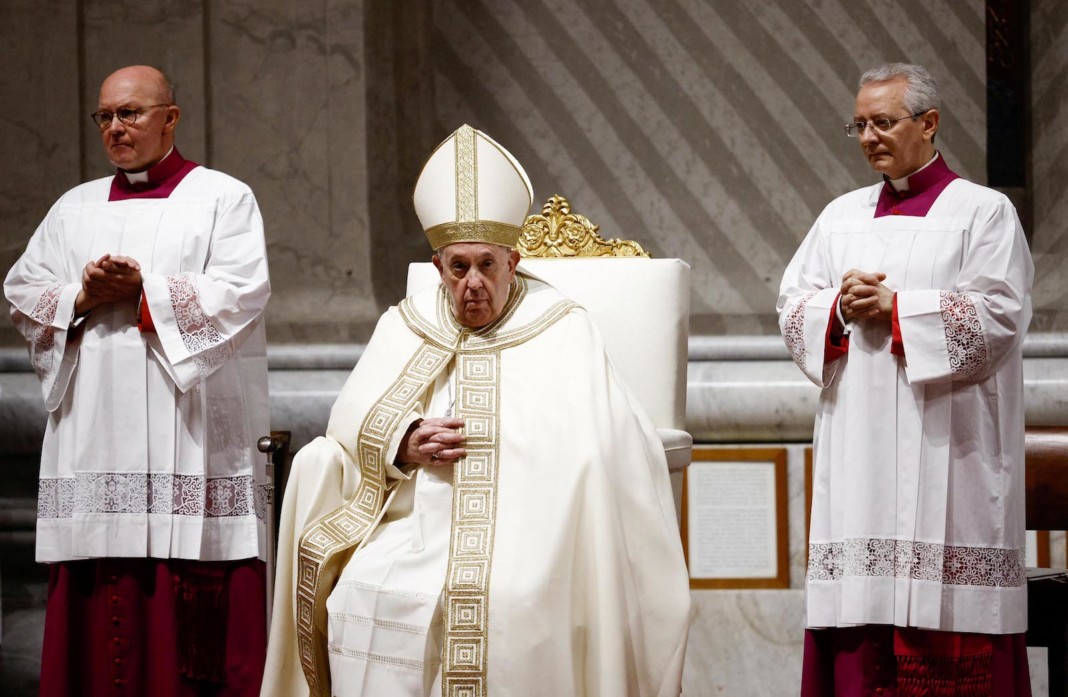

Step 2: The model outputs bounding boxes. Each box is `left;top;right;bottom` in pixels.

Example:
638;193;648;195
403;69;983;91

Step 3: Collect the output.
6;0;1064;348
427;0;988;337
1030;0;1068;332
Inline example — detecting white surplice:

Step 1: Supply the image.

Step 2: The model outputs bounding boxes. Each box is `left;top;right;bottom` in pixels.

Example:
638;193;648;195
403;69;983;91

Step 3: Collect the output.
778;177;1033;635
263;273;691;697
4;167;271;563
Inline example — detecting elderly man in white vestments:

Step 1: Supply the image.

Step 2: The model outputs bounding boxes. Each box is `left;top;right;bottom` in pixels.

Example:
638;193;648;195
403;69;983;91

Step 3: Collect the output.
5;65;270;696
778;63;1034;696
262;124;690;697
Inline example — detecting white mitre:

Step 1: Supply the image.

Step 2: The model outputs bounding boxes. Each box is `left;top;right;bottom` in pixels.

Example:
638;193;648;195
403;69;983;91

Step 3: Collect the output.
413;124;534;250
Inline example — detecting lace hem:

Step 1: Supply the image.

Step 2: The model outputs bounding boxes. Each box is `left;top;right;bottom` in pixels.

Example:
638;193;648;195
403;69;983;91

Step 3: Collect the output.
940;292;988;380
38;474;268;520
784;291;817;372
167;275;234;374
806;538;1024;588
28;285;62;378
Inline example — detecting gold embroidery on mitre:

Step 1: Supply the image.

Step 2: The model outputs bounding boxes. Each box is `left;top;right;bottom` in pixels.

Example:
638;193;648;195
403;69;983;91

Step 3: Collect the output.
296;343;452;697
456;125;478;223
518;194;651;258
425;220;522;251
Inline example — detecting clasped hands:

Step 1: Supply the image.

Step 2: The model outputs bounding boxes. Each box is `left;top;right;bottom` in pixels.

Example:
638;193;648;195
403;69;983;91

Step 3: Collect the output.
75;254;142;317
396;417;466;467
839;268;894;325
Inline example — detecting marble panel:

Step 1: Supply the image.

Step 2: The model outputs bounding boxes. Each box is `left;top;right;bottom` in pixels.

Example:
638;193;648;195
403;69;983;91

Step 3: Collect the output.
0;608;46;696
687;355;1068;442
1030;649;1050;696
209;0;379;345
1029;0;1068;333
0;1;81;348
268;369;351;452
1020;358;1068;426
363;0;442;312
686;359;821;442
0;371;53;455
684;589;804;695
785;445;809;590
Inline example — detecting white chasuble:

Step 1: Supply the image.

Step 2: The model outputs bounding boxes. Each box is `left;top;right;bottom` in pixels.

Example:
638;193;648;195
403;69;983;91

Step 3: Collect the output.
778;178;1033;635
5;167;271;562
263;273;691;697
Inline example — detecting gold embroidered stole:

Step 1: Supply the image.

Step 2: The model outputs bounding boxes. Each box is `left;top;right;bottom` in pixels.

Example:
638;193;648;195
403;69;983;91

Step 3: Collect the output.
424;280;576;697
295;341;454;697
440;348;500;696
296;275;576;697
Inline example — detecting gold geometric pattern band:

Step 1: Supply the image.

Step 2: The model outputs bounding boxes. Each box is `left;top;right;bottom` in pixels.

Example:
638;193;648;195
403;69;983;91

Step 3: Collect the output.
425;220;522;251
296;342;452;697
441;351;501;697
456;124;477;223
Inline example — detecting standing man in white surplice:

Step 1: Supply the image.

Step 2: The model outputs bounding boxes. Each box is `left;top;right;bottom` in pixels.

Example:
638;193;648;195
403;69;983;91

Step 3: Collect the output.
778;63;1034;696
5;65;271;696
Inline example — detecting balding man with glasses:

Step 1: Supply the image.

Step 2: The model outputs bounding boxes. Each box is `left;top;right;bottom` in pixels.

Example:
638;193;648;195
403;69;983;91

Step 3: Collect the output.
5;65;271;696
778;63;1034;695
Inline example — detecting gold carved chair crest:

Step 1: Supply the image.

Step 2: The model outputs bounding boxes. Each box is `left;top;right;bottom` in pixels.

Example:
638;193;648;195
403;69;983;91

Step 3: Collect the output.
517;195;650;258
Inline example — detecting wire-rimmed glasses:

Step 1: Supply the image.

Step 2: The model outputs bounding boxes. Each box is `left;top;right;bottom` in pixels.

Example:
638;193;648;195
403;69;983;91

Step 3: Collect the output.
90;104;172;130
844;111;927;137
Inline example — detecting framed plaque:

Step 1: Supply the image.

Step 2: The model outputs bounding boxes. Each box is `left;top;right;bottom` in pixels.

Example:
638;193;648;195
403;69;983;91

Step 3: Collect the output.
681;447;789;589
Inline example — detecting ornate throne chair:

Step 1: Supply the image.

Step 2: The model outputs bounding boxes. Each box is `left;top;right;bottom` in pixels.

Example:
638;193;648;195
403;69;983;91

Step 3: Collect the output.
406;194;692;519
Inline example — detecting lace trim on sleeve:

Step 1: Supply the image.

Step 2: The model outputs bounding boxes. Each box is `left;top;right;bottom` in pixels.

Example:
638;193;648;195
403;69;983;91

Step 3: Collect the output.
783;291;817;372
939;291;988;380
27;285;62;379
167;275;234;374
806;538;1024;588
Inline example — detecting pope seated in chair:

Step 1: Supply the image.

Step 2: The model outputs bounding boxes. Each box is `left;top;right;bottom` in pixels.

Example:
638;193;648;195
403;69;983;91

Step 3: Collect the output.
262;125;691;697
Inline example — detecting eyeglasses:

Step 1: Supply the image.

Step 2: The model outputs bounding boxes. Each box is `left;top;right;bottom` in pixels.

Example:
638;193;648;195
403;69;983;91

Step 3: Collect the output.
90;104;172;130
844;111;927;137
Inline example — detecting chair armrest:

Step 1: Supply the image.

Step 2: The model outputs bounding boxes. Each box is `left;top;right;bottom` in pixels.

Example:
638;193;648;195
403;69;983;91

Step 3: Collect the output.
657;428;692;473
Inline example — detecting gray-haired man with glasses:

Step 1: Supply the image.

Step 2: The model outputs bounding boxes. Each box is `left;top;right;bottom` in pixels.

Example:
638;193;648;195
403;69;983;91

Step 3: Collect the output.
5;65;271;696
778;63;1033;695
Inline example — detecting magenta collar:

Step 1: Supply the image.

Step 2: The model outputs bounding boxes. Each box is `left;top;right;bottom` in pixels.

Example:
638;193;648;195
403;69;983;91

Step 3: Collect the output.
108;148;199;201
874;154;960;218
